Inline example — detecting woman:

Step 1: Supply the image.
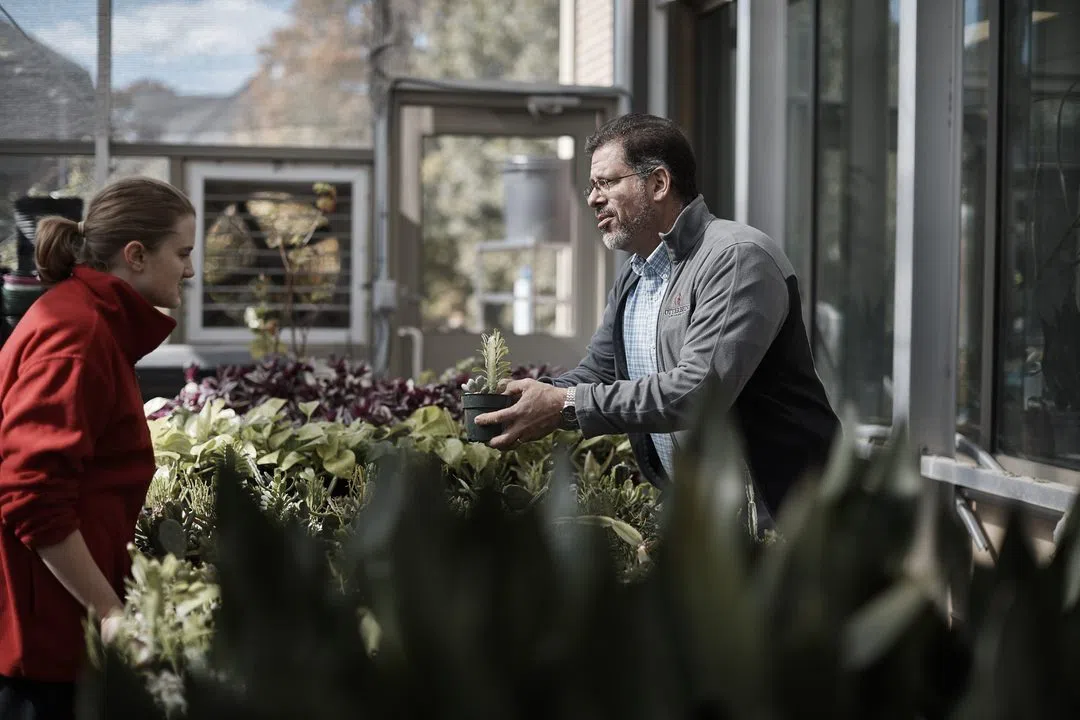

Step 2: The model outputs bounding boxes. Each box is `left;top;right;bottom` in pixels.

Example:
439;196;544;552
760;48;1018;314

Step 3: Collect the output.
0;177;195;718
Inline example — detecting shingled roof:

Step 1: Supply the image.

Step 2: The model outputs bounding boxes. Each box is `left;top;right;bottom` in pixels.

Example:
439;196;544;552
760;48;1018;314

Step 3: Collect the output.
0;23;95;141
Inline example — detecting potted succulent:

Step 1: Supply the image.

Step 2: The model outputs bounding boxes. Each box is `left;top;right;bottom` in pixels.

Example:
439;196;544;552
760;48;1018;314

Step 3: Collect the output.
461;329;514;443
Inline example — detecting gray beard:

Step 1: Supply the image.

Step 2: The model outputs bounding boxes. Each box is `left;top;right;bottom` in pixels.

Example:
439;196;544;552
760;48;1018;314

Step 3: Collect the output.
600;197;655;252
601;228;633;251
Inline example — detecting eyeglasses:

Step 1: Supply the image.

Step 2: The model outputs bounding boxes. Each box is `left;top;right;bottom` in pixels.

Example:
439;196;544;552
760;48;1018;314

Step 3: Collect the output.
583;168;656;198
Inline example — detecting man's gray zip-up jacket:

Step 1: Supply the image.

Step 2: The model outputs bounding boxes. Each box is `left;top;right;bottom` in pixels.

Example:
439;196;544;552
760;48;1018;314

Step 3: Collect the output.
550;196;839;513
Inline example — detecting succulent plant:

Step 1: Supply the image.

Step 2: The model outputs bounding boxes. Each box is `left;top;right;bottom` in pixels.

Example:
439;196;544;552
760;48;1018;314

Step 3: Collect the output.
460;375;483;394
462;329;511;394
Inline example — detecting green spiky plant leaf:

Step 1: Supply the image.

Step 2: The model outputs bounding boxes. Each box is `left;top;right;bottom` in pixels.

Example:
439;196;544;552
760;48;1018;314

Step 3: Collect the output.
469;329;511;394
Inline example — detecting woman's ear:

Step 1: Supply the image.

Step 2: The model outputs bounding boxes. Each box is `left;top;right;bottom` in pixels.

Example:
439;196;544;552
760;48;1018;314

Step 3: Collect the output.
121;241;147;272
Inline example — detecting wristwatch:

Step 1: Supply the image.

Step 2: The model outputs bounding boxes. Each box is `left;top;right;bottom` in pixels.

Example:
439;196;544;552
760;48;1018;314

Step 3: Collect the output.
560;386;579;430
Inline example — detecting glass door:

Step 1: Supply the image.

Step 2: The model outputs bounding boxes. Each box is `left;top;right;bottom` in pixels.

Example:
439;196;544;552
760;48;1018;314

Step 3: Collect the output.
385;83;622;379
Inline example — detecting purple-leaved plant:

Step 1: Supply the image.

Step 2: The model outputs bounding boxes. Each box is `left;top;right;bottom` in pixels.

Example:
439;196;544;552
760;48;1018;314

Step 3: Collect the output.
152;356;562;426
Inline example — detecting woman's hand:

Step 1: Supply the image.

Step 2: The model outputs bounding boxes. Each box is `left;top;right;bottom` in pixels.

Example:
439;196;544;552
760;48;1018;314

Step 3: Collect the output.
36;530;126;637
100;607;125;644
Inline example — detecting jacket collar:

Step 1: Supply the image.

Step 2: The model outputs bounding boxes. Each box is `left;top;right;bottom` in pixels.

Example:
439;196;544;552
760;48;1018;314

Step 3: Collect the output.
70;265;177;364
659;195;714;262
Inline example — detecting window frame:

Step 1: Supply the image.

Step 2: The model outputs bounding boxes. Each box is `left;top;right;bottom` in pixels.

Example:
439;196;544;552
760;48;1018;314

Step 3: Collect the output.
183;161;371;345
983;0;1080;477
765;0;1079;483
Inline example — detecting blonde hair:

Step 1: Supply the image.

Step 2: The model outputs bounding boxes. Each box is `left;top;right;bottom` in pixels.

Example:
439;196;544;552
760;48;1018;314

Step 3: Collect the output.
34;177;195;285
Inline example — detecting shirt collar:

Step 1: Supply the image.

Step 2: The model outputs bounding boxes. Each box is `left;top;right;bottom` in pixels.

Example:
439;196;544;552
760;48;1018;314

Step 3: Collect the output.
630;240;672;281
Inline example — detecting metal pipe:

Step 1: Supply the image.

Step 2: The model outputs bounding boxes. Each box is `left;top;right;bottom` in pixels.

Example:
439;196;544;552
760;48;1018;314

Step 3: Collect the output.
370;0;394;376
371;101;392;375
95;0;112;189
396;326;423;381
856;424;1003;473
1054;511;1071;545
954;434;1005;472
954;492;997;562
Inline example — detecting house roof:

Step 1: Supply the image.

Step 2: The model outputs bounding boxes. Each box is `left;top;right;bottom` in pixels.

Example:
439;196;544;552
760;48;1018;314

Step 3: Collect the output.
0;23;95;141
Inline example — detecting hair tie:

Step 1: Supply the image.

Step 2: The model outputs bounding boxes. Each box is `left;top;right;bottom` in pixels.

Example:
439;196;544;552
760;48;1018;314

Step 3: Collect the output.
77;220;85;235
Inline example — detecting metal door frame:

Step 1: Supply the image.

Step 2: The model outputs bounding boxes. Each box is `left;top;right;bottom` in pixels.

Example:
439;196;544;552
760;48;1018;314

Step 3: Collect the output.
374;79;625;378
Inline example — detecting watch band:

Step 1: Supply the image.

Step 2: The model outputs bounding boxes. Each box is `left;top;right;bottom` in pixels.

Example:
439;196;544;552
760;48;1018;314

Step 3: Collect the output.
560;386;579;430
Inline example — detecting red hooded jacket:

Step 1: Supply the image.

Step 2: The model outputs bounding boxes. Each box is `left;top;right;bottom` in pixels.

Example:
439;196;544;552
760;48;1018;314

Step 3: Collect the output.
0;266;174;681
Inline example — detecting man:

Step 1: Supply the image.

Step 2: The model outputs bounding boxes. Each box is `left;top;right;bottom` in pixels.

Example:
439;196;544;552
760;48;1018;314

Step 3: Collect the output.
475;113;839;514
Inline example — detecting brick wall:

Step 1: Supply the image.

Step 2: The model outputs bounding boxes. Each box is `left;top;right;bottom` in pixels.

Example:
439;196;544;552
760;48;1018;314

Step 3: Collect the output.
574;0;614;86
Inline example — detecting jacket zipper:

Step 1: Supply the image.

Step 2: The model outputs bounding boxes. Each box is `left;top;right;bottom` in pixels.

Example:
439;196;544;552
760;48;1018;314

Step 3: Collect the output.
657;255;682;459
656;219;712;469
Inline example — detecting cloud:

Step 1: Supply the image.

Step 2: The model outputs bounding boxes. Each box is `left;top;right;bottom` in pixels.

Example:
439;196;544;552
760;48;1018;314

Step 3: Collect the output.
31;25;96;70
34;0;290;93
112;0;289;57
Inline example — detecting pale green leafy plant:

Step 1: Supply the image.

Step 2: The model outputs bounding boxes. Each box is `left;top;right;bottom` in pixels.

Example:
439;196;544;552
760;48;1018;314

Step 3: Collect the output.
93;549;219;718
115;396;663;712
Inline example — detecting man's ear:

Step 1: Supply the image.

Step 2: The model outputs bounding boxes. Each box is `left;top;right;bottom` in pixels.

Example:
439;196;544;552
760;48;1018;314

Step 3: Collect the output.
651;166;674;202
121;241;147;271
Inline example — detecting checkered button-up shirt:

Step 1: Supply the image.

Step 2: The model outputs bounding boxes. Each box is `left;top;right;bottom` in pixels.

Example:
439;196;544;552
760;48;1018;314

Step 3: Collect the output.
622;241;676;477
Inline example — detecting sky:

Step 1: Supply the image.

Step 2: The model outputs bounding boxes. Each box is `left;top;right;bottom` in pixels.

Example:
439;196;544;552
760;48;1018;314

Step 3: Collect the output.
2;0;295;96
3;0;984;98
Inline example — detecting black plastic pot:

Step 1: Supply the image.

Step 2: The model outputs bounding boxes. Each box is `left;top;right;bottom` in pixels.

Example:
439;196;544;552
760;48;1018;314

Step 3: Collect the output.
2;272;45;340
462;393;513;444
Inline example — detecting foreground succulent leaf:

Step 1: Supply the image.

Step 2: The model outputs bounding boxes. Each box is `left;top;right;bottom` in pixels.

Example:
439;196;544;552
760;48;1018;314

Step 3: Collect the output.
555;514;644;548
818;405;860;504
952;511;1074;718
78;643;168;720
660;377;764;715
207;447;377;718
1054;504;1080;612
841;581;930;670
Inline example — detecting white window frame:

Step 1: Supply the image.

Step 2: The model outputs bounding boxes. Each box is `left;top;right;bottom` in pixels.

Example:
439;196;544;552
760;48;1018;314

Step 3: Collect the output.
184;161;370;345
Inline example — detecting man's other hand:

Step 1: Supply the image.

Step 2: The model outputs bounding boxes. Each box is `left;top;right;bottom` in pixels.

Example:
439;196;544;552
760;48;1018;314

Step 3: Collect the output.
473;379;567;449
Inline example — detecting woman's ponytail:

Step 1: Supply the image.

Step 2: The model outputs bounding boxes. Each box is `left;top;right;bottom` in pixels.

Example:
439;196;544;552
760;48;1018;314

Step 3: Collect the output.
34;217;83;286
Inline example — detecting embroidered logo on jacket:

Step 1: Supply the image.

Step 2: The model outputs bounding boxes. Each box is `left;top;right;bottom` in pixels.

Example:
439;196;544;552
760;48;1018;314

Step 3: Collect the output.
663;292;690;318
